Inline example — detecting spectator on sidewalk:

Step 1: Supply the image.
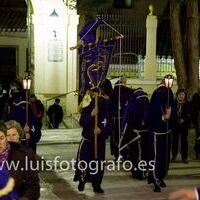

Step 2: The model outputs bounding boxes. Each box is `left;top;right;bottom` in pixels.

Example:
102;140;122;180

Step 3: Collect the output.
171;88;190;164
29;94;44;130
5;120;24;143
47;98;63;129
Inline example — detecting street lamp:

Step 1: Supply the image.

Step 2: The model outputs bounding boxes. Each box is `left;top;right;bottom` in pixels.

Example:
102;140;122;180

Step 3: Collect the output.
22;75;31;90
164;74;174;109
164;74;174;89
22;75;32;125
164;75;174;175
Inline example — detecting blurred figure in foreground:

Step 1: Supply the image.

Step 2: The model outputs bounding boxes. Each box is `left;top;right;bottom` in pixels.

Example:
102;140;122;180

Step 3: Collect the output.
168;188;199;200
0;167;18;200
0;122;40;199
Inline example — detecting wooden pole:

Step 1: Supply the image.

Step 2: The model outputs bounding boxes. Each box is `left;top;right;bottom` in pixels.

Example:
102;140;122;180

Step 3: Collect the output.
94;26;100;160
94;93;98;159
25;89;29;145
26;89;29;124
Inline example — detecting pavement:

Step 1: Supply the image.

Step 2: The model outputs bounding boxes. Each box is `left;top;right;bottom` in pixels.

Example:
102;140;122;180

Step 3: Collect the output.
40;128;81;144
37;128;200;200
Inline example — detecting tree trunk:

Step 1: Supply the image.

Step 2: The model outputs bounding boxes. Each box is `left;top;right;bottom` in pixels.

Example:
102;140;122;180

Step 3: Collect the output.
186;0;199;99
170;0;187;88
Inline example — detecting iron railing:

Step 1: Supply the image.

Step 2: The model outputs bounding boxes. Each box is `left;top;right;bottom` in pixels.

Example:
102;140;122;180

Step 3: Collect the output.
107;54;176;79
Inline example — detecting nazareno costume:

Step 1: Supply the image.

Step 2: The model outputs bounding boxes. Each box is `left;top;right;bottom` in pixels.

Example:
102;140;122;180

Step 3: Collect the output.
121;87;150;179
73;92;111;193
7;91;41;153
147;84;176;192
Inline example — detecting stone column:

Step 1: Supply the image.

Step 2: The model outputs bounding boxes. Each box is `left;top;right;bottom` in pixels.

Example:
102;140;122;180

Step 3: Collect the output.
144;14;157;82
66;13;79;115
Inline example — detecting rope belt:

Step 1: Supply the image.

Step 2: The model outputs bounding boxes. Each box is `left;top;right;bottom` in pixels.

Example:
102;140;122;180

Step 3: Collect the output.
153;130;171;136
133;129;148;134
119;135;141;151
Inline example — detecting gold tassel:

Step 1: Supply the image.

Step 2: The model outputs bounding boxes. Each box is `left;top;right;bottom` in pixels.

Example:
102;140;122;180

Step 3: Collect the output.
0;177;15;197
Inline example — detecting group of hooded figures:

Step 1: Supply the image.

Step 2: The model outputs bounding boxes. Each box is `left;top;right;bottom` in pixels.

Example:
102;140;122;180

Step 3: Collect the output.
73;77;182;193
0;83;43;153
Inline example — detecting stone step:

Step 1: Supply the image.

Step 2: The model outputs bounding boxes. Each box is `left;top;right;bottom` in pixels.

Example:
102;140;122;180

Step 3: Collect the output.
39;128;82;145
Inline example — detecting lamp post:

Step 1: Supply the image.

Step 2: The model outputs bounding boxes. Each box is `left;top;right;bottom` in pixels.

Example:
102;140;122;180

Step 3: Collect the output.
22;75;32;125
164;74;174;89
164;74;174;175
164;74;174;108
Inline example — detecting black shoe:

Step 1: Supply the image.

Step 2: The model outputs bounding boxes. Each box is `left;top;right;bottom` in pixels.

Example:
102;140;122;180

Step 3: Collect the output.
93;185;104;193
153;183;161;192
78;181;85;191
159;180;166;188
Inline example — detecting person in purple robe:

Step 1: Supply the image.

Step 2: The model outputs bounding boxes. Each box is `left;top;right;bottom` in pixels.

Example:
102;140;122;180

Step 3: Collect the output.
73;85;112;193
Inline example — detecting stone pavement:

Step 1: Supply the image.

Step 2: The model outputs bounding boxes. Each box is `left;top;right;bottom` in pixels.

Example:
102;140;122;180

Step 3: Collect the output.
37;128;200;200
40;128;81;144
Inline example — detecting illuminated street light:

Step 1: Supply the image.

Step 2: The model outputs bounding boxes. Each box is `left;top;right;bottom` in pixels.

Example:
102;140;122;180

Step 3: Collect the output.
164;74;174;110
164;74;174;89
22;75;32;142
22;75;32;90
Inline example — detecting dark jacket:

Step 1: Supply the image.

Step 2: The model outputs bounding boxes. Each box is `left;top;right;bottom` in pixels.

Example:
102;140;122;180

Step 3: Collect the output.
110;84;133;118
175;99;190;128
79;97;111;141
191;92;200;126
149;85;176;132
7;142;40;200
47;104;63;124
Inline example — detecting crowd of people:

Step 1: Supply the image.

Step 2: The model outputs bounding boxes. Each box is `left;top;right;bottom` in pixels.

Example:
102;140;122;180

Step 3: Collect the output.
1;76;200;199
0;79;64;199
74;76;200;197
